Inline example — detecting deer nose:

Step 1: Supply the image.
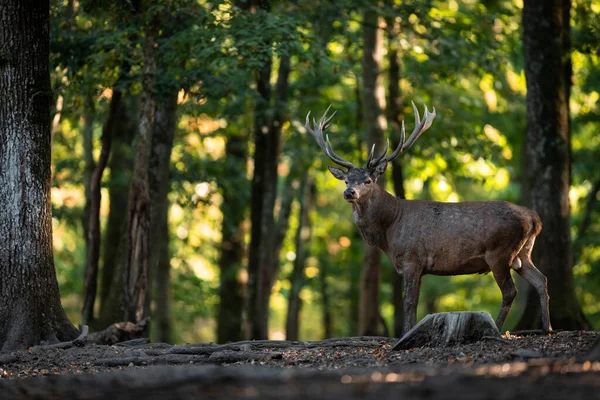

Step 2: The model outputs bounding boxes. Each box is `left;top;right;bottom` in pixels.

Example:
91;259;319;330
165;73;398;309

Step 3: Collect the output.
344;188;356;200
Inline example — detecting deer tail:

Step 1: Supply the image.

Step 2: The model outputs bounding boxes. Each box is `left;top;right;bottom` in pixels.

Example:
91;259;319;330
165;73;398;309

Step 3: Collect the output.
530;211;542;237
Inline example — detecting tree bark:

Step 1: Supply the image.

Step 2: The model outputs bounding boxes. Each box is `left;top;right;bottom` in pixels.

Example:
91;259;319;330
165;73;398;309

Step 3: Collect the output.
217;129;248;344
516;0;589;330
285;174;315;341
359;8;387;336
0;0;79;351
247;57;273;340
153;202;171;342
577;179;600;241
320;261;334;339
386;14;405;338
98;96;138;327
81;90;122;326
123;13;160;323
148;91;178;343
82;91;95;242
247;41;290;339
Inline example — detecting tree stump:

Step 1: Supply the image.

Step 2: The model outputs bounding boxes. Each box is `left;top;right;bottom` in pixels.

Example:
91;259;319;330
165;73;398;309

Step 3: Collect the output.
392;312;500;350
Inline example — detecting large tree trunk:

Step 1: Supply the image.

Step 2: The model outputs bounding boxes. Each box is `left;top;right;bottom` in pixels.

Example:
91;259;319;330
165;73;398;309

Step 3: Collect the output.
81;90;122;327
148;91;177;343
98;96;138;328
285;174;315;341
217;128;248;344
386;14;405;338
516;0;589;330
0;0;79;351
359;8;387;336
123;14;160;324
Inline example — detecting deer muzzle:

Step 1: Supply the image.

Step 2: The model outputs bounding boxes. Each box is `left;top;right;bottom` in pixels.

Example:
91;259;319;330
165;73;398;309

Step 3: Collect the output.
344;188;358;201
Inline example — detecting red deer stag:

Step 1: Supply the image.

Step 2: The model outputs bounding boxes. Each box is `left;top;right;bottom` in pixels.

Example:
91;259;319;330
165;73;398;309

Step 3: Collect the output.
305;103;552;335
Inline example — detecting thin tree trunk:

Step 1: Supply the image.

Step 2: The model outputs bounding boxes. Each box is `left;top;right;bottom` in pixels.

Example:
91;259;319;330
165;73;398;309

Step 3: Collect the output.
285;174;315;341
247;56;273;340
82;91;95;245
563;0;572;187
148;91;178;342
348;75;362;337
123;14;160;323
359;8;387;336
320;258;333;339
247;44;290;339
516;0;589;330
0;0;79;351
154;199;171;342
51;94;63;136
272;174;296;266
98;96;138;327
259;54;291;337
81;90;122;326
348;237;361;336
217;130;248;344
577;179;600;241
573;179;600;266
386;14;405;338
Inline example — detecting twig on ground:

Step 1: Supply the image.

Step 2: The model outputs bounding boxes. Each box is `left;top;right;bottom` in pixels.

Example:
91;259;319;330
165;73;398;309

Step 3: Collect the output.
508;329;561;337
481;336;513;345
114;338;150;347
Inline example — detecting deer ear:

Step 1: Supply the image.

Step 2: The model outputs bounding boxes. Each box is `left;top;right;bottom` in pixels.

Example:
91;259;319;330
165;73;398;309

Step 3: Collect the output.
328;166;347;181
372;159;388;178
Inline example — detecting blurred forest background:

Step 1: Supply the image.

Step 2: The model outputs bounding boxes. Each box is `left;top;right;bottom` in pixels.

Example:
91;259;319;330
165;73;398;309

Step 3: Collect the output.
48;0;600;344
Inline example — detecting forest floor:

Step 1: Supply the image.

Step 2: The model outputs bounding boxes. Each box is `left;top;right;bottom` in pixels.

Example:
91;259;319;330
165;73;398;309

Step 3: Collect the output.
0;330;599;399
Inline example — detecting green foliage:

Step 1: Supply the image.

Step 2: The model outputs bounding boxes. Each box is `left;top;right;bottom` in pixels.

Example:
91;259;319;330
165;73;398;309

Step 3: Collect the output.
48;0;600;342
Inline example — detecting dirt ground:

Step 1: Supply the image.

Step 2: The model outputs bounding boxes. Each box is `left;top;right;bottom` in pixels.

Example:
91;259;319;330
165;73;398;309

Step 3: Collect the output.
0;330;599;399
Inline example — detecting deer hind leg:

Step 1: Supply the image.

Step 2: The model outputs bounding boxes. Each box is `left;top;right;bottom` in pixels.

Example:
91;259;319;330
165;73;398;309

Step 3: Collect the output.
516;237;552;332
486;253;517;331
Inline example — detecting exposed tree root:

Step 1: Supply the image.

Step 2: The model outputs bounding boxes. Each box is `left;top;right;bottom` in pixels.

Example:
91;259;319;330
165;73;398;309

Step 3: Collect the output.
0;353;18;364
95;354;207;367
32;326;89;352
507;329;561;336
88;318;149;345
91;337;388;367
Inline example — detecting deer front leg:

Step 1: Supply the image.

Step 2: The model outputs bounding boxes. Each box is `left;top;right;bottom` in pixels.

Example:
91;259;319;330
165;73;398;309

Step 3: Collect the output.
402;266;422;335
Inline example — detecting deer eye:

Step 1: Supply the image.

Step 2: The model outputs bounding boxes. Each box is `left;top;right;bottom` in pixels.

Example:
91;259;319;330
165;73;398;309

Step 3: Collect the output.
364;179;372;185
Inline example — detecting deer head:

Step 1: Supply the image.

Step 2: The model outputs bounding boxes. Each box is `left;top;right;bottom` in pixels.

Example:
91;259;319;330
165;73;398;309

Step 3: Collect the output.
305;102;436;204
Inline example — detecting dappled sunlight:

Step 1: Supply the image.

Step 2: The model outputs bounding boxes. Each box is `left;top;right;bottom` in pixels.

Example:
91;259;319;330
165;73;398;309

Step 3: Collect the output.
38;0;600;353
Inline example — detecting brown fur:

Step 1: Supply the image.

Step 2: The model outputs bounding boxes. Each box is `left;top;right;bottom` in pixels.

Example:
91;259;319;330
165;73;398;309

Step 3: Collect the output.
338;180;552;335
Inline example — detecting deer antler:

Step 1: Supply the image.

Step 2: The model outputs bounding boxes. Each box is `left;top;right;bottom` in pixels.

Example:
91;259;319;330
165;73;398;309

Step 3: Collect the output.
368;101;436;168
305;105;355;169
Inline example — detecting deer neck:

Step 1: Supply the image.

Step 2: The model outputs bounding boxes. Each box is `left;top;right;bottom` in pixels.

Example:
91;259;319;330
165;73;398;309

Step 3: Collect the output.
351;185;400;250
